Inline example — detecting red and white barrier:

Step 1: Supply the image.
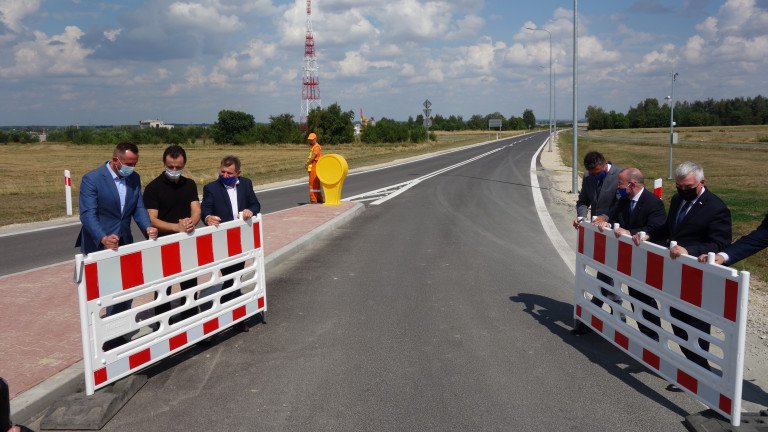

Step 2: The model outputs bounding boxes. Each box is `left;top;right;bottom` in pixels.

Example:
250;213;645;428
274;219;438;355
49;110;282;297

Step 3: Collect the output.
574;222;750;426
74;215;266;395
64;170;72;216
653;178;663;199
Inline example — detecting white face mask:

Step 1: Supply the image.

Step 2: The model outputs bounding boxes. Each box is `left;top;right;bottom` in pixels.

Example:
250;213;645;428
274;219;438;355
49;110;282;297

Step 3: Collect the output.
164;168;182;181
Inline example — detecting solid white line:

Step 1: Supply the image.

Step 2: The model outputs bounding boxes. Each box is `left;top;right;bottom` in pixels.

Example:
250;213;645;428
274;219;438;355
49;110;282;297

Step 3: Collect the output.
0;221;81;238
530;137;576;274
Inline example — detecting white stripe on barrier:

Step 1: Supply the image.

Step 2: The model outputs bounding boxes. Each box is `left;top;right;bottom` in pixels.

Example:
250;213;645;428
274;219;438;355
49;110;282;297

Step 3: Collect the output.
75;215;267;395
573;222;749;426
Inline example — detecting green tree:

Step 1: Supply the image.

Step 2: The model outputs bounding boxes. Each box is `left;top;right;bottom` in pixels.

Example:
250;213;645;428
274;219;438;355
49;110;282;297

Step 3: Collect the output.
306;103;355;144
211;110;256;144
522;109;536;129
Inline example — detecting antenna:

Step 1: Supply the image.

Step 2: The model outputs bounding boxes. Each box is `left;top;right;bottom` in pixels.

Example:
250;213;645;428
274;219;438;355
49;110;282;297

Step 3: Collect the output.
299;0;321;130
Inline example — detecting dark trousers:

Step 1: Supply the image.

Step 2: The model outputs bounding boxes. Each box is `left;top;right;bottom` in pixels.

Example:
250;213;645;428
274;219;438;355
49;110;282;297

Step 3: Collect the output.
628;287;661;340
671;307;711;370
590;272;616;309
200;262;245;311
154;278;199;325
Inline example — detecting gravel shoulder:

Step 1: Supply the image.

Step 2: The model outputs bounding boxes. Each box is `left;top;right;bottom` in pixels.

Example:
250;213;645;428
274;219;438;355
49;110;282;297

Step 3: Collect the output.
538;135;768;413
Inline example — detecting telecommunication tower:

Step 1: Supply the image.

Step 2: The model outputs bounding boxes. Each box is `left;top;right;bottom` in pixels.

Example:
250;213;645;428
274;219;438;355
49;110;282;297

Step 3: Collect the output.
299;0;321;130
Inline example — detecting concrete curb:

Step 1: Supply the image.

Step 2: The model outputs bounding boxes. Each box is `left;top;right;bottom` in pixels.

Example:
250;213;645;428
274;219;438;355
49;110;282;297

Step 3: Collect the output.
9;202;366;426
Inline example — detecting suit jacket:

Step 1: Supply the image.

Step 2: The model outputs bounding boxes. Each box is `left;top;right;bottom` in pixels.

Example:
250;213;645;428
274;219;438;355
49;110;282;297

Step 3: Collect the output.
576;163;621;220
76;163;151;254
651;188;732;257
609;188;666;238
723;214;768;265
201;177;261;224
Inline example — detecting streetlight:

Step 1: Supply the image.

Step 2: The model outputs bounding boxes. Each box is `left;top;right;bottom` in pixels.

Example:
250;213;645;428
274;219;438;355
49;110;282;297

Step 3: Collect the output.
526;26;553;152
572;0;578;194
666;71;679;180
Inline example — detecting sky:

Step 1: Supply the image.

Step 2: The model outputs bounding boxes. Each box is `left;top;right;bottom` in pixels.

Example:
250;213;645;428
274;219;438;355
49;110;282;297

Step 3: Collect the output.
1;0;767;126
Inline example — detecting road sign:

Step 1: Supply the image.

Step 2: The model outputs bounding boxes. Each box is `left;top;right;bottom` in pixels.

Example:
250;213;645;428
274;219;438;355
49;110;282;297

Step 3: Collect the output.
423;118;432;128
488;118;502;129
423;99;431;109
423;108;431;118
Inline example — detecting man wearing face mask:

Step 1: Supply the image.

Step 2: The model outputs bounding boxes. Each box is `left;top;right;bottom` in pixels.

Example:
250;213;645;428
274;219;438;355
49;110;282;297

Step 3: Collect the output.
573;151;621;229
200;155;261;332
76;142;158;321
143;145;201;325
634;161;731;371
594;167;666;340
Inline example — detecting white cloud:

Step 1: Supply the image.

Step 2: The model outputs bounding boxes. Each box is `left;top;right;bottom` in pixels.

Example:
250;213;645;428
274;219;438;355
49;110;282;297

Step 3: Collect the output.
165;64;230;95
168;1;243;32
0;26;93;78
103;28;122;42
0;0;40;33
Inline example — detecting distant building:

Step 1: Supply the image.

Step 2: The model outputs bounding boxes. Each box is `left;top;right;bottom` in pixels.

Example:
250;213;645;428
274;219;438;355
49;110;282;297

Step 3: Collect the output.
139;119;174;129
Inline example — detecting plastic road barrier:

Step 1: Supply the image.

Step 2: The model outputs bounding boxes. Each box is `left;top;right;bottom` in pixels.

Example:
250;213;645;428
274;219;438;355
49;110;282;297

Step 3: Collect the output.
574;221;750;426
654;178;663;199
316;154;348;206
74;215;267;395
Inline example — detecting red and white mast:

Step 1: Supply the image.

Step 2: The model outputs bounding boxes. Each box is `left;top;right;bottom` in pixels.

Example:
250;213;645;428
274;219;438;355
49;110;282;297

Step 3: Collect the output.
299;0;321;130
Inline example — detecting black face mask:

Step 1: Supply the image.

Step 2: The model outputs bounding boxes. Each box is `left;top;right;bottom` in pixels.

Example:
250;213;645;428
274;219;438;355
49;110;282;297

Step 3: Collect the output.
676;186;698;201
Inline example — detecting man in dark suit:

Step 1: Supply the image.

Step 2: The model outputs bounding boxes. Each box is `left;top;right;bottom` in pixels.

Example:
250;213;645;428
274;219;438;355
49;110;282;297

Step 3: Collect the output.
77;142;158;317
698;213;768;266
201;155;261;332
573;151;621;228
635;161;732;371
596;168;666;339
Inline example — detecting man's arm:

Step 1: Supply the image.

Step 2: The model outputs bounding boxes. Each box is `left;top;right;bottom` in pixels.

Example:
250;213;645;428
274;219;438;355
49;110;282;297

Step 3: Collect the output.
722;214;768;265
79;173;107;242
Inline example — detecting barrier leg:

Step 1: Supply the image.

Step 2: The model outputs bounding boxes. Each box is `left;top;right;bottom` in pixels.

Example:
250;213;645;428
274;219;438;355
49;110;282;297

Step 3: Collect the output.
1;377;11;431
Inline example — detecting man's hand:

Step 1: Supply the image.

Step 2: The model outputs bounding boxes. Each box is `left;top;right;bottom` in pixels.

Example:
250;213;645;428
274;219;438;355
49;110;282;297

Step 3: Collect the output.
241;209;253;220
101;234;120;250
631;233;649;246
614;227;631;238
146;227;158;240
572;217;584;229
592;219;610;232
178;218;195;233
205;215;221;227
697;253;725;265
669;244;688;259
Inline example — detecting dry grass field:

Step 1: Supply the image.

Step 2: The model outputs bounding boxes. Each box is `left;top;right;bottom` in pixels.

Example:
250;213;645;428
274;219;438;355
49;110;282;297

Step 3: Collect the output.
558;125;768;282
0;131;523;226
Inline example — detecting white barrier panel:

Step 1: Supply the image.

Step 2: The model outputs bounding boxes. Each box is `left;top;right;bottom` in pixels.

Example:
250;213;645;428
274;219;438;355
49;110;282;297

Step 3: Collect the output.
573;222;749;426
74;215;267;395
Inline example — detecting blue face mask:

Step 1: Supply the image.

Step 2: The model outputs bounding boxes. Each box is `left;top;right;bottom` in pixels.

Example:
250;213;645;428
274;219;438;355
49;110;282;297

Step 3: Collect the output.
617;187;629;199
219;175;237;187
117;163;134;177
592;170;607;181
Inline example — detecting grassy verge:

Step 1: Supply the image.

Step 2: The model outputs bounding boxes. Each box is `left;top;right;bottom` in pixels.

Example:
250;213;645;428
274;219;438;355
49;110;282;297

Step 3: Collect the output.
0;131;524;226
558;126;768;284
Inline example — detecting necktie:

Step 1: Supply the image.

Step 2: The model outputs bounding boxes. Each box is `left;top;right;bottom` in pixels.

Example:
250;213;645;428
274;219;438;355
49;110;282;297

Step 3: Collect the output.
629;200;636;214
676;200;691;227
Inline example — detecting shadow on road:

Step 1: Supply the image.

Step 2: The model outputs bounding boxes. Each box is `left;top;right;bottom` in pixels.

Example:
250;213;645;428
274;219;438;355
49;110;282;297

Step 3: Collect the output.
509;292;692;418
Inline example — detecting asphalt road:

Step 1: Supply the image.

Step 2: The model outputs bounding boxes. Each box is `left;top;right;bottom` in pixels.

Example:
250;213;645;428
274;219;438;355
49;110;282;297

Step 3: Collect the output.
0;136;532;276
89;132;702;431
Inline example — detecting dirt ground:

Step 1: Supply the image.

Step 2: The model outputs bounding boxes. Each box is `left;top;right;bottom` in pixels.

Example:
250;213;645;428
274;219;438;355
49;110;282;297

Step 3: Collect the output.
539;135;768;412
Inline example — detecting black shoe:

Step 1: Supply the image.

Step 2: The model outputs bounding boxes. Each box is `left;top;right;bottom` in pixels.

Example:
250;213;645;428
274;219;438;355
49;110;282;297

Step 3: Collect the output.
571;321;593;335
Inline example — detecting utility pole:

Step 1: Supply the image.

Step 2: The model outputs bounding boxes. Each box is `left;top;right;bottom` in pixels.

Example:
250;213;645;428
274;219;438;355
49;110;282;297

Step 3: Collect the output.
572;0;579;194
666;71;678;180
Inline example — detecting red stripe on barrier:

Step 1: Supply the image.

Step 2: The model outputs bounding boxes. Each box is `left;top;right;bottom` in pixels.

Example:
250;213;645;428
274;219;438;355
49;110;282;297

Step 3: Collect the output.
643;349;660;370
719;394;732;415
724;279;738;322
203;317;219;334
64;176;71;186
578;225;584;254
257;296;265;309
169;332;188;351
593;232;606;264
680;265;703;307
617;241;633;275
254;222;261;249
196;234;214;266
120;252;144;290
576;305;582;317
233;305;246;321
591;316;603;332
129;348;151;369
227;227;242;256
645;252;664;290
85;263;100;301
677;369;698;393
614;331;629;350
161;242;182;277
94;368;107;386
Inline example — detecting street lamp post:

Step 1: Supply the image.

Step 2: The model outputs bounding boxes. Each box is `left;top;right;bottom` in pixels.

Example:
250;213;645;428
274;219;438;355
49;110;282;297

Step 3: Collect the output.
666;71;678;180
572;0;578;194
526;27;553;152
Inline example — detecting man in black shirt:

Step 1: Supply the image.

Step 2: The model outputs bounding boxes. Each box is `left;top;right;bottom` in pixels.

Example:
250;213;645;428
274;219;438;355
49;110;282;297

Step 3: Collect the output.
143;145;201;325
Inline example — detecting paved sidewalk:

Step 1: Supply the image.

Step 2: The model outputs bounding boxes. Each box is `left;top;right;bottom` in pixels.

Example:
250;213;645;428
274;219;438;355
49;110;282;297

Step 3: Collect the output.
1;201;363;421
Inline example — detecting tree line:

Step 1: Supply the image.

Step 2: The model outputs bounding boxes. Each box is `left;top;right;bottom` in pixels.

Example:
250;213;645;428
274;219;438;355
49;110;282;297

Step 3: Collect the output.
586;95;768;130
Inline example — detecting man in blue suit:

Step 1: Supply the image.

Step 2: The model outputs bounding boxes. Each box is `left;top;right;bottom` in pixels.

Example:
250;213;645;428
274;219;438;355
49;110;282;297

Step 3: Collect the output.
76;142;158;318
201;155;261;332
698;214;768;266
